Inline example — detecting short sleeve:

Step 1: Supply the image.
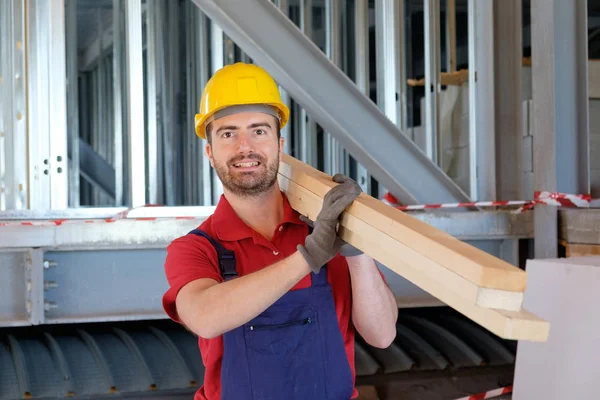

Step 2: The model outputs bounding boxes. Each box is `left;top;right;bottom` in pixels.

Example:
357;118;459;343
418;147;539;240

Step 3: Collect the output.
162;234;222;323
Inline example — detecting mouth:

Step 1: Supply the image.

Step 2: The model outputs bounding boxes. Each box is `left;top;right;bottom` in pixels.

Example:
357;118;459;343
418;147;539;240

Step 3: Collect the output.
231;160;261;169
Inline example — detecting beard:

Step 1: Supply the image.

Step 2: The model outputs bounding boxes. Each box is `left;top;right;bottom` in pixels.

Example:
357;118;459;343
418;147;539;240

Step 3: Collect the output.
214;151;280;198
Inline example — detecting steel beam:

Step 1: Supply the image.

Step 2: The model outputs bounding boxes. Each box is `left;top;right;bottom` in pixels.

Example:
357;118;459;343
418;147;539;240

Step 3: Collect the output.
493;0;523;267
113;0;124;206
78;139;116;199
324;0;344;176
299;0;318;168
424;0;441;164
531;0;590;258
354;0;371;193
66;0;80;207
468;0;495;201
189;0;471;204
42;249;170;324
0;0;28;210
27;0;69;210
0;208;531;250
446;0;456;73
210;20;225;205
375;0;404;198
375;0;402;129
147;0;158;205
493;0;522;201
124;0;146;207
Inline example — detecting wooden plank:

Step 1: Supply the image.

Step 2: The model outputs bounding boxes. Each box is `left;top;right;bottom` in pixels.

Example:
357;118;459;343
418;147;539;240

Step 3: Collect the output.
280;175;523;311
279;154;528;291
559;240;600;258
277;155;550;342
407;69;468;87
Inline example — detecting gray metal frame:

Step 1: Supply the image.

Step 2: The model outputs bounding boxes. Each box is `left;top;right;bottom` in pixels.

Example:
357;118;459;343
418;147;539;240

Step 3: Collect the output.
189;0;471;205
531;0;590;258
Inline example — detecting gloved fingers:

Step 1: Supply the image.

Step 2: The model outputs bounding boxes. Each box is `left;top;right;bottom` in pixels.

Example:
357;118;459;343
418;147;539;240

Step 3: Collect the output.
322;179;361;213
322;181;351;209
332;174;363;194
299;214;315;227
324;187;362;218
332;173;350;184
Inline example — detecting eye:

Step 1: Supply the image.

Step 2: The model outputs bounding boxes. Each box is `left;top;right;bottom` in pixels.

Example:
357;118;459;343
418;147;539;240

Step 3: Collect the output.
222;131;233;138
255;129;266;135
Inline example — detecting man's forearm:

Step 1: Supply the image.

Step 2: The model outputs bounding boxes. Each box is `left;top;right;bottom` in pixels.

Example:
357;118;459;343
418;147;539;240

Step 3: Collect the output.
177;251;311;339
348;254;398;348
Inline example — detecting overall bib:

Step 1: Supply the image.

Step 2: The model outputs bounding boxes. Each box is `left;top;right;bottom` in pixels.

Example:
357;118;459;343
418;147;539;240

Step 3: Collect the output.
188;229;354;400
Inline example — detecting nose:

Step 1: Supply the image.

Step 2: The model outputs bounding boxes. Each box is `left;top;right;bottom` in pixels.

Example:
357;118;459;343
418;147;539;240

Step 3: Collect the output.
236;131;252;151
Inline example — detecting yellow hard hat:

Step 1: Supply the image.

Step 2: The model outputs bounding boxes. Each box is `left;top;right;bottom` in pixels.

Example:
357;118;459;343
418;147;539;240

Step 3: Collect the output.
194;62;290;139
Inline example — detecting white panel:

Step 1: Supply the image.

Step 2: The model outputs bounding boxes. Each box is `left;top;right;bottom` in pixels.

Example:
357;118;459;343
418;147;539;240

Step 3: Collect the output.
514;257;600;399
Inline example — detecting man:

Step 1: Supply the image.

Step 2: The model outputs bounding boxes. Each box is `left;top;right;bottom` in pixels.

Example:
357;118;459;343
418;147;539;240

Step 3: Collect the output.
162;62;398;400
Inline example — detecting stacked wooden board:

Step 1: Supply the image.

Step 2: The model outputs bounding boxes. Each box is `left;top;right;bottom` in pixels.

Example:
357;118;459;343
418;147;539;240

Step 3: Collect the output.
278;154;550;342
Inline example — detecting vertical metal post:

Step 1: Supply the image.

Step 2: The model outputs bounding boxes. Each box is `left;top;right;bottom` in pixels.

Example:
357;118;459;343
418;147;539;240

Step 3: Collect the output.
66;0;80;207
275;0;292;156
531;0;590;258
26;0;48;210
1;0;27;210
424;0;441;165
197;11;210;205
0;1;4;210
375;0;404;198
96;10;105;205
146;0;158;205
446;0;456;73
299;0;318;167
468;0;495;201
185;2;196;205
27;0;69;209
124;0;146;207
493;0;523;269
354;0;370;193
113;0;124;206
494;0;522;201
210;20;225;205
341;1;351;176
324;0;342;175
376;0;403;128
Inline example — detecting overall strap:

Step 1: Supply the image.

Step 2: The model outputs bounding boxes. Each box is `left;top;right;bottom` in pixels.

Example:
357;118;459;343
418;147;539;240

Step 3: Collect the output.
188;229;238;281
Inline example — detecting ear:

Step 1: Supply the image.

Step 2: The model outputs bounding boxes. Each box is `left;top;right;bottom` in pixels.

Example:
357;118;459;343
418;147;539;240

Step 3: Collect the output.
279;136;285;157
205;142;215;168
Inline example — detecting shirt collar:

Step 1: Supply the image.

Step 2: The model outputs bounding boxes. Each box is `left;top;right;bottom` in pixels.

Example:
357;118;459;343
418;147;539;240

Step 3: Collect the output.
212;192;305;242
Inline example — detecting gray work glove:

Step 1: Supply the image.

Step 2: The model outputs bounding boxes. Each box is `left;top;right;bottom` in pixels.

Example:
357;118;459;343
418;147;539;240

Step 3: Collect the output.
297;174;363;273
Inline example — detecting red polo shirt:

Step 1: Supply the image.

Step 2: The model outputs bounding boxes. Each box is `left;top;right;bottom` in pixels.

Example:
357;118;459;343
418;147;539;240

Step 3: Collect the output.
162;192;359;400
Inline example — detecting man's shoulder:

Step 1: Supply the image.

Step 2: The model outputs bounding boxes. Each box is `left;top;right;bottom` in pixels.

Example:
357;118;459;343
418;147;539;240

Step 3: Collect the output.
166;216;217;253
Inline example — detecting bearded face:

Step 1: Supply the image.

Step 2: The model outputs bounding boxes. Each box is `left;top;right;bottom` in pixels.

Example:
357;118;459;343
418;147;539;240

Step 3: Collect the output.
206;111;282;198
213;149;280;197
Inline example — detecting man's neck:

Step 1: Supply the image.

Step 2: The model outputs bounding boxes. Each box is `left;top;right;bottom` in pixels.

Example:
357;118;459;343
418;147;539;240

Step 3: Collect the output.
224;185;285;241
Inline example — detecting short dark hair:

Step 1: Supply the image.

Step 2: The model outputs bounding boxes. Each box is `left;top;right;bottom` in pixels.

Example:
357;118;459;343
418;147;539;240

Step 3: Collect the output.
205;117;281;145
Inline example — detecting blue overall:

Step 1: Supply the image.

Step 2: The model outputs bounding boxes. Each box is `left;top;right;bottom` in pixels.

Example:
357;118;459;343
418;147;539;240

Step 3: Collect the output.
188;229;354;400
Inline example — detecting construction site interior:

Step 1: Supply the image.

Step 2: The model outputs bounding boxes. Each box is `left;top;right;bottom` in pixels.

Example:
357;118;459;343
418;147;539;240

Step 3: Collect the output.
1;0;599;399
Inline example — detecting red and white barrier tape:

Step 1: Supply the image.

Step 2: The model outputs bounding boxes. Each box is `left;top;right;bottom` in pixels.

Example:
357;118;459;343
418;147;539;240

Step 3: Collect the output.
0;215;198;228
0;204;201;228
0;190;592;228
382;191;591;213
453;385;513;400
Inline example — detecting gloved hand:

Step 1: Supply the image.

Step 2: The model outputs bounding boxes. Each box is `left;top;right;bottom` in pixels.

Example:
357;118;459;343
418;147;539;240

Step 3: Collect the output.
297;174;363;273
299;215;364;258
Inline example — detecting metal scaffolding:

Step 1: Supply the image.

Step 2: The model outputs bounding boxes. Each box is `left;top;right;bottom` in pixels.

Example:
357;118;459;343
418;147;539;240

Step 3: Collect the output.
0;0;595;326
